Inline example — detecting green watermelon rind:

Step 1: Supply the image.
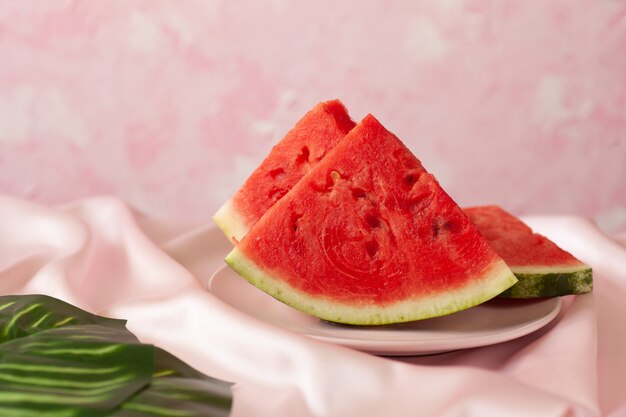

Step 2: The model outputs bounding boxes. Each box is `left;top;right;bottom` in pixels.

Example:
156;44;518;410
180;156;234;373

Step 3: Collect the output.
225;247;518;326
501;266;593;298
212;199;249;243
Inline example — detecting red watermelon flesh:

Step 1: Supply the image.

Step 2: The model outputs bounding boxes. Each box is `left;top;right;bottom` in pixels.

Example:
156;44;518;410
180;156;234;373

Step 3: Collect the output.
225;115;517;325
213;100;355;243
465;205;592;298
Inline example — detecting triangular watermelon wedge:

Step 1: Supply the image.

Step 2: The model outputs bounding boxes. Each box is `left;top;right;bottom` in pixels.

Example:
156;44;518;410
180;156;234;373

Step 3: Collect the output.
225;115;517;325
465;205;592;298
213;100;355;243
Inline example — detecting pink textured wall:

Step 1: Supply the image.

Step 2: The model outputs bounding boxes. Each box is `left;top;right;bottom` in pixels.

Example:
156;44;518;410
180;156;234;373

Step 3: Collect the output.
0;1;625;230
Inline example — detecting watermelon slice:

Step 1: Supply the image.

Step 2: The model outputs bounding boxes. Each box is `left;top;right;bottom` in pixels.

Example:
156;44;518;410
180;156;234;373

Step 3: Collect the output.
465;205;593;298
225;115;517;325
213;99;355;243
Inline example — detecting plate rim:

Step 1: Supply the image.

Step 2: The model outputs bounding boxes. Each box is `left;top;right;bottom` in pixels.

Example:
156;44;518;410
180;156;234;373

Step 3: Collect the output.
208;265;562;356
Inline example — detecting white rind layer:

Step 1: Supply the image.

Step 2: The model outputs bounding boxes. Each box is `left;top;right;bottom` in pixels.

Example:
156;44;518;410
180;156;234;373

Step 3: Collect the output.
510;264;590;274
212;199;250;243
225;247;518;325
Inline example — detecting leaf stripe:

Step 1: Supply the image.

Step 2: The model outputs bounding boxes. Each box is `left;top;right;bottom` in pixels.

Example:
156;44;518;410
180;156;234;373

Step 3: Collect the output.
0;391;111;405
17;341;82;349
0;383;144;399
0;373;137;389
32;344;126;356
29;312;51;329
16;338;127;350
53;317;76;328
120;402;193;416
152;370;176;378
0;301;17;313
0;406;78;417
0;363;123;375
67;335;110;340
3;304;41;337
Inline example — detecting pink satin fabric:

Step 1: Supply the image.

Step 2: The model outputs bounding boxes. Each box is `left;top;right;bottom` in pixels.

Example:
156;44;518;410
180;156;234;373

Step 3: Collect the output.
0;195;623;417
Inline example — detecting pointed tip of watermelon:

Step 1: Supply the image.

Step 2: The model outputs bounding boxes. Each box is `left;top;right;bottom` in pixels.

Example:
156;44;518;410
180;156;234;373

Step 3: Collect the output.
321;99;356;134
212;199;249;244
225;247;518;325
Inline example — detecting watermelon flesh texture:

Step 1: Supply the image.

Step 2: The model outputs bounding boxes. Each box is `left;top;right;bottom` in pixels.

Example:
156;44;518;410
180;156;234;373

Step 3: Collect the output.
213;99;355;243
465;205;592;298
226;115;517;325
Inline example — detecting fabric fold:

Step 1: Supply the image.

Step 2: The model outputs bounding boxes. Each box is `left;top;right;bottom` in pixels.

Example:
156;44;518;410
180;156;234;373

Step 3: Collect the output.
0;195;622;417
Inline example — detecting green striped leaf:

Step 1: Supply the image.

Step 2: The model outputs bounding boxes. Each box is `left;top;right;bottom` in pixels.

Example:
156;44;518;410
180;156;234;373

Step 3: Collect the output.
112;349;232;417
0;295;128;344
0;295;232;417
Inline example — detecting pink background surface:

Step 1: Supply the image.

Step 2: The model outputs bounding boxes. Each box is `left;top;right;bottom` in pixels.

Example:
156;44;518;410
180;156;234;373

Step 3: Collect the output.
0;1;625;230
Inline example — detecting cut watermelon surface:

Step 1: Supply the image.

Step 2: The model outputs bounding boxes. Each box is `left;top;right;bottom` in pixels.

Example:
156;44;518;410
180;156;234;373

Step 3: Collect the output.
465;206;592;298
213;99;355;243
225;115;517;325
